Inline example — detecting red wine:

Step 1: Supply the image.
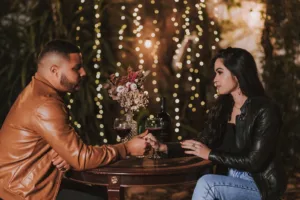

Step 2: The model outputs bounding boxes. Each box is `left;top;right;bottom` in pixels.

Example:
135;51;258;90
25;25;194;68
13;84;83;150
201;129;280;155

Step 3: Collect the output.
114;128;131;138
146;127;163;137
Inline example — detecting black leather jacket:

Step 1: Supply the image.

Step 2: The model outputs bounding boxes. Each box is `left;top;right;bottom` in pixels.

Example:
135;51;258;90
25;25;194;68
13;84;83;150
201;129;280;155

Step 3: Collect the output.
167;97;287;200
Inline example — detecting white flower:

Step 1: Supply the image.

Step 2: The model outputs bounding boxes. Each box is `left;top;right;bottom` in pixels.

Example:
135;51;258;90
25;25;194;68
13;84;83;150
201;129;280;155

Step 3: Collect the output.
125;82;131;88
116;86;125;93
130;83;137;91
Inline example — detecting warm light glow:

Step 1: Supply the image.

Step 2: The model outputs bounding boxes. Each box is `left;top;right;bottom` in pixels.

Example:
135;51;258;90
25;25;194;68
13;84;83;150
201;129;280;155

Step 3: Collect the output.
144;39;152;48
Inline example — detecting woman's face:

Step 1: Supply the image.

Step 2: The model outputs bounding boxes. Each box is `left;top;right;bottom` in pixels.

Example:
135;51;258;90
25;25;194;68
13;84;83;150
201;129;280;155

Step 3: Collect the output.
213;58;239;95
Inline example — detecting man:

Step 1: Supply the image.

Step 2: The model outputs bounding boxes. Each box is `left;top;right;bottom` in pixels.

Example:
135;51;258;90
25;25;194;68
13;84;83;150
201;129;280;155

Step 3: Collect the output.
0;40;147;200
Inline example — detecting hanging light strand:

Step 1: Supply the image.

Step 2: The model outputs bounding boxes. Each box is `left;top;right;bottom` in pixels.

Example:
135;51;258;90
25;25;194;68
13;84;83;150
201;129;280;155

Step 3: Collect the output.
67;0;87;129
171;0;182;137
173;0;192;141
187;2;206;111
132;4;144;70
149;0;160;102
93;0;107;144
116;4;127;69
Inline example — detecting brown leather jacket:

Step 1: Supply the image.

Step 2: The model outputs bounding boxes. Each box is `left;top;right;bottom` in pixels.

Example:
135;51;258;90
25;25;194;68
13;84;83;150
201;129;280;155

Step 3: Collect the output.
0;73;127;200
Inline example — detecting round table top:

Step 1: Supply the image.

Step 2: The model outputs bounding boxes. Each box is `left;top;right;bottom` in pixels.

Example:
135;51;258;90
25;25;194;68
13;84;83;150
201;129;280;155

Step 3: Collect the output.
66;156;212;188
83;156;211;175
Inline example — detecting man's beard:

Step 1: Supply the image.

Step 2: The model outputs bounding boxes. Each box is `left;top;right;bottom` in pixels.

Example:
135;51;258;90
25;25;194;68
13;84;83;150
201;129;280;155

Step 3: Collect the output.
60;74;80;92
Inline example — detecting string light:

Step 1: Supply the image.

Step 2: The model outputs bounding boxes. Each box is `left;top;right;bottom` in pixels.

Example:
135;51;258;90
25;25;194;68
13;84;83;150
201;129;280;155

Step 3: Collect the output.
132;4;144;70
115;4;127;73
174;1;194;140
73;1;220;144
67;0;86;129
172;0;182;140
149;0;160;102
93;0;107;144
186;2;205;111
171;0;219;141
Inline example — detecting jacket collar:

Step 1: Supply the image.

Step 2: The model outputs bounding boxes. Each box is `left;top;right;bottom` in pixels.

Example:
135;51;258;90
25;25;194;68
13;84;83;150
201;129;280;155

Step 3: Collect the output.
240;98;251;114
33;72;65;98
238;98;251;121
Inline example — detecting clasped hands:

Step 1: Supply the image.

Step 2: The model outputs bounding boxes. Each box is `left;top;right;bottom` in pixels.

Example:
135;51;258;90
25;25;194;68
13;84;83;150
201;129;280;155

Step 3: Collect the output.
50;131;211;171
144;133;211;160
50;131;150;171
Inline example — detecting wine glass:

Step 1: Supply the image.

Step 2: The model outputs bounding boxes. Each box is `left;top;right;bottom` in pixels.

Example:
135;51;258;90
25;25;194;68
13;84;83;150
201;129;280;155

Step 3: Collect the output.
145;117;163;159
113;118;131;143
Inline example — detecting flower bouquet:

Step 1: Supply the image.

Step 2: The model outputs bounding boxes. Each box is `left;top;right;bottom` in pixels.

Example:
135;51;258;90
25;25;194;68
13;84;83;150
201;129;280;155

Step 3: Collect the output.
105;67;150;141
105;67;149;113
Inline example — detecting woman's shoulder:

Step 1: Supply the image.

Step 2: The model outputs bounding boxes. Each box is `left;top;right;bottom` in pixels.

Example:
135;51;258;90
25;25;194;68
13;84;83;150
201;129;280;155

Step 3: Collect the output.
248;96;278;108
248;96;281;116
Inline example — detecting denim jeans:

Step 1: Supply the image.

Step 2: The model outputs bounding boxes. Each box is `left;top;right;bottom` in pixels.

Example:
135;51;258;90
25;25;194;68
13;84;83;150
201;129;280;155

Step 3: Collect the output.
192;174;261;200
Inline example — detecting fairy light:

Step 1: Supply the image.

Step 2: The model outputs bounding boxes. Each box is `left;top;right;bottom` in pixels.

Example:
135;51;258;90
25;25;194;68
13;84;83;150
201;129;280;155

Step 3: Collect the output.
132;4;144;70
75;1;84;43
115;4;127;71
67;0;87;129
171;0;220;141
173;1;194;141
171;0;183;141
196;1;220;109
212;0;220;52
185;2;204;111
148;0;160;102
93;0;107;144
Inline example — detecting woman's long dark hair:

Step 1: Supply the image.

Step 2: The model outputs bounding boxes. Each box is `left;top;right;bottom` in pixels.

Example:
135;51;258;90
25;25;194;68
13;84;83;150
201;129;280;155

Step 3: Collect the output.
205;47;265;147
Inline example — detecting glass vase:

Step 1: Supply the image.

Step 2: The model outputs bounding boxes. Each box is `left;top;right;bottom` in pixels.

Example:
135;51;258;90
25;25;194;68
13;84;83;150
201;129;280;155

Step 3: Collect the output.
123;111;138;142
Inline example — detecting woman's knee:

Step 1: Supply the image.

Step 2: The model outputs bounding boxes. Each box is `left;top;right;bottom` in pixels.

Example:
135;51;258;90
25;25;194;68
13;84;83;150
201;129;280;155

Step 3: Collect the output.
196;174;217;188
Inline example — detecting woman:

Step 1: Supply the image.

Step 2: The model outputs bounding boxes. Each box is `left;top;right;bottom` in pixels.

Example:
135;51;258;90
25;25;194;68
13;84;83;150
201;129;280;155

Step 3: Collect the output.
146;47;287;200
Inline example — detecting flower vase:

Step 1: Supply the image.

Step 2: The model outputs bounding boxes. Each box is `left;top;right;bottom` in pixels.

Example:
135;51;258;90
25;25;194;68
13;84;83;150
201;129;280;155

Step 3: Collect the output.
123;111;138;142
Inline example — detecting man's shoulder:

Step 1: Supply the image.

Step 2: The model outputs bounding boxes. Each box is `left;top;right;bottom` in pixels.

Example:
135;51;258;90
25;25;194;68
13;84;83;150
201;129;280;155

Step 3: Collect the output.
35;98;67;118
19;80;64;109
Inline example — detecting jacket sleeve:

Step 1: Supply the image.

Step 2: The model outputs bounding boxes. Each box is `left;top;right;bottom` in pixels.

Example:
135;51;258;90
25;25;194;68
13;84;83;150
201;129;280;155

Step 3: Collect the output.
208;104;281;173
167;126;216;158
34;99;127;171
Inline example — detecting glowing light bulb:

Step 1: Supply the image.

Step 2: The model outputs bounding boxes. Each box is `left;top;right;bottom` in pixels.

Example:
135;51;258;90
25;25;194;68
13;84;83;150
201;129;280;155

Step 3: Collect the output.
144;39;152;48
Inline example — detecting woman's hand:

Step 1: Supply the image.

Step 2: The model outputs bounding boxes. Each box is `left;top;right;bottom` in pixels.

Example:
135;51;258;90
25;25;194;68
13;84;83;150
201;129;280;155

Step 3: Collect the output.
181;140;211;160
51;151;71;172
144;133;168;154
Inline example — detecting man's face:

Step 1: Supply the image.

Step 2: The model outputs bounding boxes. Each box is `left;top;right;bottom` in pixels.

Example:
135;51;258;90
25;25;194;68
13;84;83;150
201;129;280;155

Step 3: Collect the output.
58;53;86;93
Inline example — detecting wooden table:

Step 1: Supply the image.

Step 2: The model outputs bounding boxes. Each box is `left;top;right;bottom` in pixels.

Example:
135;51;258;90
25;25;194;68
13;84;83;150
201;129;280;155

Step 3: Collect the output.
66;156;212;200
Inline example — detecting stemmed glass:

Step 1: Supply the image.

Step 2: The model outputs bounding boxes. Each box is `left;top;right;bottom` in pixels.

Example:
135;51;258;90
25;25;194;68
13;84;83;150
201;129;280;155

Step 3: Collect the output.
145;117;163;159
113;118;131;143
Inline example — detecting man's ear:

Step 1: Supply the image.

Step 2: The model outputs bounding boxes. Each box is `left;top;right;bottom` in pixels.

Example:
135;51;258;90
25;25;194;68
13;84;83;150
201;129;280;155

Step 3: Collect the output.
50;65;59;76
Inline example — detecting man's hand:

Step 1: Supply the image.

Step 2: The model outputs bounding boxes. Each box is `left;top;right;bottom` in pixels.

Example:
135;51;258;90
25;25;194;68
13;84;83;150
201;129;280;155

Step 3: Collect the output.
144;133;168;154
125;130;149;156
51;151;71;172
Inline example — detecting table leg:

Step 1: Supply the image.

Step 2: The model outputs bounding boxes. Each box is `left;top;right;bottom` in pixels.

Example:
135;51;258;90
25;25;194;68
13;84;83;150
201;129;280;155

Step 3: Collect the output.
107;175;123;200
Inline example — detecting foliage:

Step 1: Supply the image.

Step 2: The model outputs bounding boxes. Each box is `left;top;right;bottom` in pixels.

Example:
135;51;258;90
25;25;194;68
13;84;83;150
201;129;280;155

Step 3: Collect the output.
0;0;69;121
0;0;101;143
261;0;300;172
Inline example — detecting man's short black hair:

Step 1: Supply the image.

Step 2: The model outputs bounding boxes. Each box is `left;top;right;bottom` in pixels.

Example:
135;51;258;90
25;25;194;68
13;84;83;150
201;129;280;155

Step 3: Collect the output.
37;39;80;64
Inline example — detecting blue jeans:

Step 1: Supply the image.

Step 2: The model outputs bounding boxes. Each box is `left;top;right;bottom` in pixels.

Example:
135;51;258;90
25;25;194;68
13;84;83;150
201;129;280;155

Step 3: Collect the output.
192;174;261;200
